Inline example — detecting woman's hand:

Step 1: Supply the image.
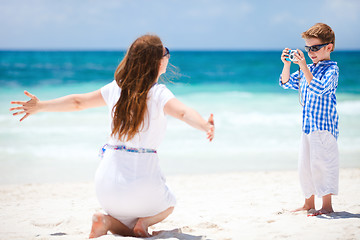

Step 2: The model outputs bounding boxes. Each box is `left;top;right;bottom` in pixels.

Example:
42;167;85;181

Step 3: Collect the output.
10;89;105;121
207;114;214;142
10;91;40;121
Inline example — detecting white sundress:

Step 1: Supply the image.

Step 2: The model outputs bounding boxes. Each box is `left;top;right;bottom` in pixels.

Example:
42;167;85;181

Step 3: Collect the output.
94;80;177;229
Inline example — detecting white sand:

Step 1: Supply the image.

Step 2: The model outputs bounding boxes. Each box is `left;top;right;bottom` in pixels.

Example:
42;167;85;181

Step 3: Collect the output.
1;168;359;240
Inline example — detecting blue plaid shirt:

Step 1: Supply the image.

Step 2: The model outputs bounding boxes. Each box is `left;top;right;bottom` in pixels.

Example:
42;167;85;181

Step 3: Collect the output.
279;60;339;139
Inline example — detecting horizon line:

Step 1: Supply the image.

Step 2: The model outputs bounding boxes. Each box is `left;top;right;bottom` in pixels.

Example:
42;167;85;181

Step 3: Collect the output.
1;48;360;52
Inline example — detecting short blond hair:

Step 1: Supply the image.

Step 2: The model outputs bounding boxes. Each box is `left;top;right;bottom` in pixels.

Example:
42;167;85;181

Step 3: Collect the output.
302;23;335;51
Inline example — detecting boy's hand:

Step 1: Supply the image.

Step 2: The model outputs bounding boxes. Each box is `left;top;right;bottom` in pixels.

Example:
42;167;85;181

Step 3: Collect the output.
293;49;307;68
281;48;291;65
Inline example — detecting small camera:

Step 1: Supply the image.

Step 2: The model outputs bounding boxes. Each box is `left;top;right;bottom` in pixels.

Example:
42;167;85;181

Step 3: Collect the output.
286;49;298;62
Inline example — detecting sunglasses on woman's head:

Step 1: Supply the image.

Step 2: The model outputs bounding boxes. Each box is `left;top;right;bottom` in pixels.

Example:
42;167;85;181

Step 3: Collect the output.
163;47;170;58
304;43;331;52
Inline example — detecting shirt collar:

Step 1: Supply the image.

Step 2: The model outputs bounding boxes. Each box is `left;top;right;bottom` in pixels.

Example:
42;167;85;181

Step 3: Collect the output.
312;60;337;67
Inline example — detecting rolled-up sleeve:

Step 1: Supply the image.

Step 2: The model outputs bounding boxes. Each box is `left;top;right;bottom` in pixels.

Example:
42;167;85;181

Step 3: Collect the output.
308;65;339;95
279;71;300;90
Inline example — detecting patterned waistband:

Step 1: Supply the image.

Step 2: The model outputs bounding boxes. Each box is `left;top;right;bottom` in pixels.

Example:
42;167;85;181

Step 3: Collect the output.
99;144;157;158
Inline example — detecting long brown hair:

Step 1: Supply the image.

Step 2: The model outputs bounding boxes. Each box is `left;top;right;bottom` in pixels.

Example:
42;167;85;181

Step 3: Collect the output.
111;35;164;141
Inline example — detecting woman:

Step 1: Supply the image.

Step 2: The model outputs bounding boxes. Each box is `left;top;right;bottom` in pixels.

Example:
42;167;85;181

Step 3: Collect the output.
10;35;215;238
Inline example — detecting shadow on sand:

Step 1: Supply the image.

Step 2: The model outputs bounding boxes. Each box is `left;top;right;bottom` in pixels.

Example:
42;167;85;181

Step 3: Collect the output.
148;228;212;240
317;211;360;219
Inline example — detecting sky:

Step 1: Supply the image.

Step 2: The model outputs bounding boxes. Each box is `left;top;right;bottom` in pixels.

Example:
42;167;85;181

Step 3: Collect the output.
1;0;360;50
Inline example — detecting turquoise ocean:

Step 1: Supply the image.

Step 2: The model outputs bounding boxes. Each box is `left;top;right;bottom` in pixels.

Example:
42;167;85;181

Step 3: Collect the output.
1;51;359;184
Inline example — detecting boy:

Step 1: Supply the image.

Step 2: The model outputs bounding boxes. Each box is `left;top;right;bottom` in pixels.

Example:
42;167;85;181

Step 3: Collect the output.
279;23;339;216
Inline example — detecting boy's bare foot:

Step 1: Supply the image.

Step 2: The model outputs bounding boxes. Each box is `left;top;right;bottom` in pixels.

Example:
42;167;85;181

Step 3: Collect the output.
292;196;315;212
310;208;334;216
314;194;334;216
291;205;315;212
89;213;109;239
306;208;317;216
133;218;151;238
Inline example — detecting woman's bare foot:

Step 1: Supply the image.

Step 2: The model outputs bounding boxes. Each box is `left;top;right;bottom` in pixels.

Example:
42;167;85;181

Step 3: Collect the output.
89;213;109;239
132;207;174;238
151;230;163;236
133;218;151;238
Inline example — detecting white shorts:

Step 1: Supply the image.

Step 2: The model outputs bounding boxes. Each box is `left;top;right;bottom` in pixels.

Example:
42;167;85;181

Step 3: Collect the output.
298;130;339;199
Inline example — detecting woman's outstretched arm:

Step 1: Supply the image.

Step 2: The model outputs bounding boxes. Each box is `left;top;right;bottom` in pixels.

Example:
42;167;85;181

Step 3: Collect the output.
10;89;106;121
164;98;214;141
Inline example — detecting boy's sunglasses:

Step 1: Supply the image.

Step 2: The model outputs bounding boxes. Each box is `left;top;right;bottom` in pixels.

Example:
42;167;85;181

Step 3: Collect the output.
163;47;170;58
304;43;331;52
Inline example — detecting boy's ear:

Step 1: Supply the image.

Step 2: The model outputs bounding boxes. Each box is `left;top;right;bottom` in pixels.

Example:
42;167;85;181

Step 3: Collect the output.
327;43;333;52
